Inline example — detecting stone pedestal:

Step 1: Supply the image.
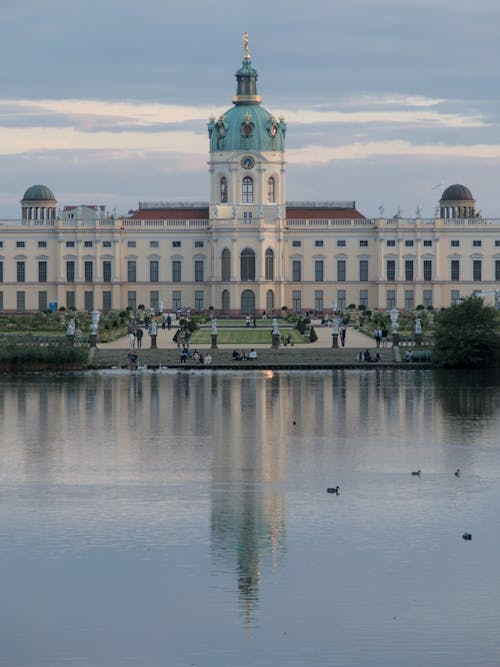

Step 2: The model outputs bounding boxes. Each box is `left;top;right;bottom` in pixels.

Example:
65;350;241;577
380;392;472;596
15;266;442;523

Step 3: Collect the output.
415;333;422;346
272;333;280;349
211;334;218;349
150;334;157;349
392;333;400;347
90;334;97;348
331;333;339;348
66;335;75;346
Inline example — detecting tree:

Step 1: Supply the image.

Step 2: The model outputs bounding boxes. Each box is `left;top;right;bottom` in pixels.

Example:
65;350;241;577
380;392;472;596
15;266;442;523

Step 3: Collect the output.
432;296;500;368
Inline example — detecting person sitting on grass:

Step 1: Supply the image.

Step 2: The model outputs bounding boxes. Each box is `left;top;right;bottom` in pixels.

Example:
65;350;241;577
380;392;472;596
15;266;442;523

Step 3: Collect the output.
204;353;212;365
248;348;257;360
232;349;243;361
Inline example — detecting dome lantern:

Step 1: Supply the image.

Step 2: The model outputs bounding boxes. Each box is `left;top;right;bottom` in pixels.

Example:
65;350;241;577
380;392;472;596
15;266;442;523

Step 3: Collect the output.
20;184;57;223
439;184;475;219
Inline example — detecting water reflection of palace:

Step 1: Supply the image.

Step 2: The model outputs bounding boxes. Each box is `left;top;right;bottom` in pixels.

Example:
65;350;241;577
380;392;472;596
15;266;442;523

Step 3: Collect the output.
0;369;499;625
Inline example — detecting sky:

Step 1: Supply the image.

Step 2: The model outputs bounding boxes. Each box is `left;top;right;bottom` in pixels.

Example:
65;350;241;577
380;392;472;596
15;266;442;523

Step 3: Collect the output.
1;0;499;219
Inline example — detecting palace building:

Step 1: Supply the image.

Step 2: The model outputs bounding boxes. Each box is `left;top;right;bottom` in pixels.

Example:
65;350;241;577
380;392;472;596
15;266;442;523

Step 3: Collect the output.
0;40;499;315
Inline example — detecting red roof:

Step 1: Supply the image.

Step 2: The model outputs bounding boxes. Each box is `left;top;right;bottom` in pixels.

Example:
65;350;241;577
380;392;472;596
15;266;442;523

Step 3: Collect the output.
128;208;209;220
286;207;365;220
127;206;365;221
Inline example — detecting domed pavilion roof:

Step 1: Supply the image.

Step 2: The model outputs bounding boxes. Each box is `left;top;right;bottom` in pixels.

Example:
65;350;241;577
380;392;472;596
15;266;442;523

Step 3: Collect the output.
440;184;474;202
22;184;56;201
208;35;286;153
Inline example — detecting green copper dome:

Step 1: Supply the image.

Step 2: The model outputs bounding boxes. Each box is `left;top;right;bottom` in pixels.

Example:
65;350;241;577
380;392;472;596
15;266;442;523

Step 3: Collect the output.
208;37;286;153
22;184;56;201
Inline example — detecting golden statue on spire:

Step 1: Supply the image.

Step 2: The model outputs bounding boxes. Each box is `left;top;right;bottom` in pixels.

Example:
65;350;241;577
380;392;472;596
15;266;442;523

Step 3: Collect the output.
243;32;250;60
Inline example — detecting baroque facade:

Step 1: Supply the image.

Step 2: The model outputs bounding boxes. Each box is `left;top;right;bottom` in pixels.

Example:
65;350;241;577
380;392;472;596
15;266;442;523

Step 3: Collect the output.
0;41;499;315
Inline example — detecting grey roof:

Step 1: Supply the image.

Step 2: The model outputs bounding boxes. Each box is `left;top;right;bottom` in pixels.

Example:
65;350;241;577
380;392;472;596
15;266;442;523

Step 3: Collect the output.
440;184;474;202
22;184;56;201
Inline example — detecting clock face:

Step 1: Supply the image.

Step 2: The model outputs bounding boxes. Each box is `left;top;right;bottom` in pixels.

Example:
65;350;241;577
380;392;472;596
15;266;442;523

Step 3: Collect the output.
241;155;255;170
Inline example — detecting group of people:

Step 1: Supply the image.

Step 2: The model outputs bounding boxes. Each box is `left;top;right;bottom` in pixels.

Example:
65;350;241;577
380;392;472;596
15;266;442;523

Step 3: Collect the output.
180;345;212;365
232;348;257;361
374;327;389;348
358;349;381;363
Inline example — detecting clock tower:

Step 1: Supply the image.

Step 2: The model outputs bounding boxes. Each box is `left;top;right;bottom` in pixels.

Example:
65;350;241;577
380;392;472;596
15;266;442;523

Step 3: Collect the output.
207;33;287;315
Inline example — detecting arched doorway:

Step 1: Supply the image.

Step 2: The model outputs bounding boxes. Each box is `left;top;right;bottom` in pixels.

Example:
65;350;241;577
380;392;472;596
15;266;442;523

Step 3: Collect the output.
221;289;230;315
241;289;255;315
266;289;274;315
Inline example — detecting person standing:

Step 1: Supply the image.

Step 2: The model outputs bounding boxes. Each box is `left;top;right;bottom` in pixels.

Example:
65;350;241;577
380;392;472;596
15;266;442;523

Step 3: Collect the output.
375;328;382;348
129;331;135;350
136;327;143;349
340;324;347;347
166;314;172;330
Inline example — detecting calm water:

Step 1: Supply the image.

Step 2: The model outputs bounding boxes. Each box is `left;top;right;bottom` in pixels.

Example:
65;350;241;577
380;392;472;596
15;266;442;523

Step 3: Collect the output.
0;368;499;667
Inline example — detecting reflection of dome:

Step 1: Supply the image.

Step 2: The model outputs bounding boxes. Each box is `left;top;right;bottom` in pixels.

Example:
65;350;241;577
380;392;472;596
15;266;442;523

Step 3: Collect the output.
22;184;56;201
440;184;474;202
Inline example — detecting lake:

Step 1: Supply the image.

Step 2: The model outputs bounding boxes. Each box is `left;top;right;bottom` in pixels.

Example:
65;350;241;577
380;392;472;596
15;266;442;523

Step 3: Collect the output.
0;368;499;667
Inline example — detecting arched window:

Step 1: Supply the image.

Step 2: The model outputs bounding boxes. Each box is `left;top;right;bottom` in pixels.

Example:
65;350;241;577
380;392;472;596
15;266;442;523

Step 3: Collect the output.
266;289;275;314
242;176;253;203
265;248;274;280
221;289;230;315
267;177;275;203
241;290;255;315
221;248;231;282
220;176;228;203
240;248;255;281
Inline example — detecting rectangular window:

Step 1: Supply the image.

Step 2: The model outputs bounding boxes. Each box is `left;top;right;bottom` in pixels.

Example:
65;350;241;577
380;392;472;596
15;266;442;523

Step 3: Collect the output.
17;261;25;283
66;261;75;282
292;240;301;247
84;261;93;283
66;241;75;248
66;291;75;310
359;290;369;307
0;261;3;282
472;240;482;247
172;241;181;248
102;291;112;313
359;240;368;247
292;290;301;313
172;290;181;312
38;240;47;248
423;260;432;281
150;290;159;311
38;291;47;312
473;260;482;281
127;260;137;282
172;260;182;282
405;260;414;281
103;240;112;248
337;260;346;282
450;259;460;281
359;260;369;282
195;241;204;248
451;240;460;247
450;290;460;305
149;240;159;248
423;240;433;247
423;289;433;308
243;211;253;223
386;260;396;281
16;291;25;313
405;240;414;247
150;260;159;283
496;260;500;281
84;291;94;312
38;261;47;283
127;291;136;311
314;290;324;313
127;240;136;248
386;240;396;247
84;241;93;248
194;259;204;282
103;261;112;282
495;240;500;247
315;260;324;282
16;241;25;248
386;290;396;309
337;290;346;311
337;240;346;247
195;290;204;312
315;240;324;247
292;260;301;282
0;241;3;248
405;290;414;310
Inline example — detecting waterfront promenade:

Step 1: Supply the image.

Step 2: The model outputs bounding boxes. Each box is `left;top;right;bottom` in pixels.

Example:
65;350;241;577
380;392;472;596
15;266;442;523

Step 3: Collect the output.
90;320;400;369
